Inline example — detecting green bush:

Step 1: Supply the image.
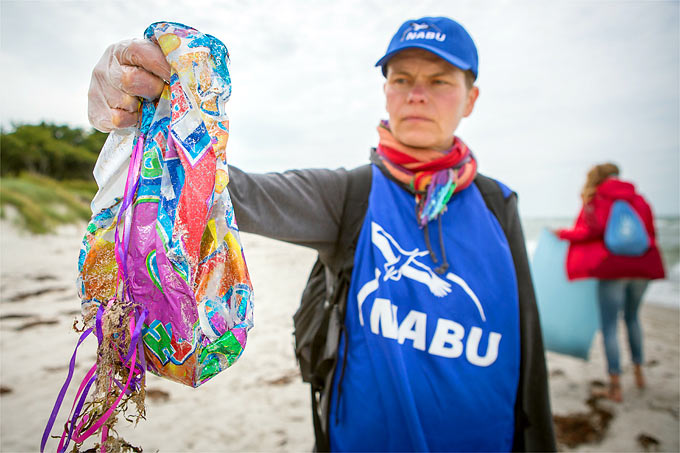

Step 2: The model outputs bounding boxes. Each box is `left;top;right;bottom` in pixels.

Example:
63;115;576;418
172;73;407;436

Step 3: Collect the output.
0;123;107;180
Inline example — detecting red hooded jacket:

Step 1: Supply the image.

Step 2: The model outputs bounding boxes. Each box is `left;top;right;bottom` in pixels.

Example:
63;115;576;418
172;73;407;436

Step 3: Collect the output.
558;178;665;281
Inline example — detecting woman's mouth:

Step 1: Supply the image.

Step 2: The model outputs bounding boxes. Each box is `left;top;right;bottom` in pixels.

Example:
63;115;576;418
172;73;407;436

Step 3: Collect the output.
403;116;431;123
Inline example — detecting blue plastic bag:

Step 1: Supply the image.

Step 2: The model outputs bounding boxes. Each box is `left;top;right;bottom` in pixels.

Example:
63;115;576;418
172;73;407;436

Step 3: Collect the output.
531;229;599;360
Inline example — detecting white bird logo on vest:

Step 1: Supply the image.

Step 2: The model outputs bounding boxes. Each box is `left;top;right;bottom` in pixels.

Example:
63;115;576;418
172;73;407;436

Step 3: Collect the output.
356;222;487;324
372;222;451;297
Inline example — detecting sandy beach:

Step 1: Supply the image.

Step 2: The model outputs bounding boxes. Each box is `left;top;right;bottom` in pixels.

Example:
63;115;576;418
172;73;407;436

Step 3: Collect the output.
1;220;678;452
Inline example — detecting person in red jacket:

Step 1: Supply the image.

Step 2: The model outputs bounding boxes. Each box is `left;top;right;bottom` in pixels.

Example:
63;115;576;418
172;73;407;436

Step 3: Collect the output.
558;162;665;402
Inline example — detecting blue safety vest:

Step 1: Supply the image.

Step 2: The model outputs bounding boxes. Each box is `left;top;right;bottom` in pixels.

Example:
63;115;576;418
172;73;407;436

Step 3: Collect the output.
329;166;520;452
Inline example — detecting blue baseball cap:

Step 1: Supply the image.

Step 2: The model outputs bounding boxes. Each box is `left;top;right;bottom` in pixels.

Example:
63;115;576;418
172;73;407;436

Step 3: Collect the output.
375;17;478;79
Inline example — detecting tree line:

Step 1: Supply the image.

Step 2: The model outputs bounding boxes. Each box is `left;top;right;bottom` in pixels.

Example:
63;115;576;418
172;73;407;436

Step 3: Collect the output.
1;123;107;180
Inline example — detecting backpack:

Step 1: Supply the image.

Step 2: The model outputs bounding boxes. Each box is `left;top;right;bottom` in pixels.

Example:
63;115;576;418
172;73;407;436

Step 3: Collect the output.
292;165;514;451
604;200;650;256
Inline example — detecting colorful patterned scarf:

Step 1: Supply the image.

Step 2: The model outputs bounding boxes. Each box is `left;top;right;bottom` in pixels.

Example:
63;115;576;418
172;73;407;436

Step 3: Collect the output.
373;120;477;227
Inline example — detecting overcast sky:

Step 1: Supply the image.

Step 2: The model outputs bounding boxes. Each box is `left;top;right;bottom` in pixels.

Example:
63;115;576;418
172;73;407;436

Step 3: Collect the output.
1;0;678;217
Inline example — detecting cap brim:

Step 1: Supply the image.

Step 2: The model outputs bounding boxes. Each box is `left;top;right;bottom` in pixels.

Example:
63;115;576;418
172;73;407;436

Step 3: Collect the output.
375;43;473;74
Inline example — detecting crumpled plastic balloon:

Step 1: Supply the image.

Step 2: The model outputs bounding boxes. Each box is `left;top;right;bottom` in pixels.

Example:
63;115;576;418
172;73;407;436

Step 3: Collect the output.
78;21;253;387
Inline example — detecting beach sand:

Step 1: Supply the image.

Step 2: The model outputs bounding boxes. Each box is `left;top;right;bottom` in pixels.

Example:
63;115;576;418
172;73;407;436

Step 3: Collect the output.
1;220;678;452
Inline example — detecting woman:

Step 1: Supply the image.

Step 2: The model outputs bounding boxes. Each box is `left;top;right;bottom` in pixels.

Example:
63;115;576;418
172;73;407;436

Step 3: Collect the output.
558;163;665;402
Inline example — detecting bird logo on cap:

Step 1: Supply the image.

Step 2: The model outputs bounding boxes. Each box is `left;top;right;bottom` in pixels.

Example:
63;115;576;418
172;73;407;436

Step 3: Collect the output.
401;21;446;42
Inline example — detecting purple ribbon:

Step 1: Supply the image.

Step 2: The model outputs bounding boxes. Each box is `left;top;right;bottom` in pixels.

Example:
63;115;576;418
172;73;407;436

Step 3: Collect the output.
42;126;151;453
115;135;145;283
95;302;106;343
123;309;147;363
58;373;96;453
40;327;93;452
43;126;152;452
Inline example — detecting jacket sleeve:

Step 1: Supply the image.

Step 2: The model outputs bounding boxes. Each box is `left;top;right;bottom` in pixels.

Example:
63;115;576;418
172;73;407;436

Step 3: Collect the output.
227;166;350;261
557;203;604;243
503;194;557;452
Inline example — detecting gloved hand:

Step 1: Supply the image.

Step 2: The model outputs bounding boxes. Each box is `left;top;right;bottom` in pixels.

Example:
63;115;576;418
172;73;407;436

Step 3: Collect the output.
88;39;172;132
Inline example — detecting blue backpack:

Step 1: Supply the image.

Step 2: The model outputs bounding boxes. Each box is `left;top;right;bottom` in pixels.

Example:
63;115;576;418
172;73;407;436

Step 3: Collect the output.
604;200;650;256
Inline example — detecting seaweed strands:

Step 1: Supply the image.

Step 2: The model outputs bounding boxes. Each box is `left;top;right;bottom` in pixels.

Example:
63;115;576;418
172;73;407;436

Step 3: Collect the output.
553;396;614;448
42;299;148;453
76;301;147;452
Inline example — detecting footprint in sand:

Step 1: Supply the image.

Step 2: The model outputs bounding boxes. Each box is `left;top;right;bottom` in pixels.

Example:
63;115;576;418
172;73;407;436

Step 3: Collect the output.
15;319;58;331
146;388;171;403
637;433;661;452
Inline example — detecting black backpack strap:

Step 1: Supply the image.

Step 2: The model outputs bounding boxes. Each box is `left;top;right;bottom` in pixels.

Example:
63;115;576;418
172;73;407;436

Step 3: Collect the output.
331;164;373;270
305;164;372;452
474;173;514;235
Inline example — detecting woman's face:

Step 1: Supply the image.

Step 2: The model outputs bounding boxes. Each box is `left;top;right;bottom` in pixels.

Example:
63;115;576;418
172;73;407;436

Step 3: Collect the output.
384;49;479;151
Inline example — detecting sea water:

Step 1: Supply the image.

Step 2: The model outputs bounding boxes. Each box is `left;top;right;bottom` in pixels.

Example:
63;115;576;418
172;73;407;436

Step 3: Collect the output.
522;217;680;310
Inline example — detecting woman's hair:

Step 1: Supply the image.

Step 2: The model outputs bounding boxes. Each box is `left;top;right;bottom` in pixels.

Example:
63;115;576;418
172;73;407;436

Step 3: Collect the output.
581;162;620;204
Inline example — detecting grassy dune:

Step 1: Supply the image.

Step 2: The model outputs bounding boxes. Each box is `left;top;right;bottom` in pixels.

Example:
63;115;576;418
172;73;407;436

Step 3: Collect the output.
0;173;97;234
0;123;107;234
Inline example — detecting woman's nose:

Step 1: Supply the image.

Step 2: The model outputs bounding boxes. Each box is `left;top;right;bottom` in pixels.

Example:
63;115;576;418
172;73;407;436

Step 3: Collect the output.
406;83;427;103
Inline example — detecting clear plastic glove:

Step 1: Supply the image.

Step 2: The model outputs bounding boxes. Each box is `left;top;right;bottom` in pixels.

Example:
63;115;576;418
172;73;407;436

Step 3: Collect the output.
88;39;172;132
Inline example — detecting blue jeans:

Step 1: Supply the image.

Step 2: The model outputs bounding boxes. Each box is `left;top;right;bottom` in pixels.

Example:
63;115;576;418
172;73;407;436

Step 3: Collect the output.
597;279;649;375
